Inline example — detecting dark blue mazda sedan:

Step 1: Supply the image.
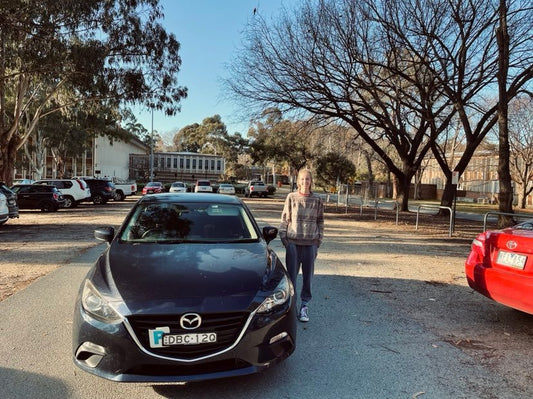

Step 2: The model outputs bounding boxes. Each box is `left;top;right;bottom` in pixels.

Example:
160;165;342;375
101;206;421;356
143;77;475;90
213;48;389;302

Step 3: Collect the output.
72;193;296;382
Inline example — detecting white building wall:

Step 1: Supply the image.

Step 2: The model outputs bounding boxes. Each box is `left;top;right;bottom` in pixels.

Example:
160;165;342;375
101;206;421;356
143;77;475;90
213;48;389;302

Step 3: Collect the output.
94;135;147;180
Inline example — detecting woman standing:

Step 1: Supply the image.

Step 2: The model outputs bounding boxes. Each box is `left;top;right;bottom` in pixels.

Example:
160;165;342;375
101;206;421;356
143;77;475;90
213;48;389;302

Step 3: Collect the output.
279;169;324;322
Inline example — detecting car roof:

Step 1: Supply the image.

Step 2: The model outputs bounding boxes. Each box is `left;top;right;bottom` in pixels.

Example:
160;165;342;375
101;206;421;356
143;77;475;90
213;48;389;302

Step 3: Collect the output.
139;192;242;205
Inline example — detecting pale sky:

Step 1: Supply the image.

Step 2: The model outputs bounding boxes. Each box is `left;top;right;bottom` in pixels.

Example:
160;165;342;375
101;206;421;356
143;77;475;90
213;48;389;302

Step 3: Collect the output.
133;0;298;140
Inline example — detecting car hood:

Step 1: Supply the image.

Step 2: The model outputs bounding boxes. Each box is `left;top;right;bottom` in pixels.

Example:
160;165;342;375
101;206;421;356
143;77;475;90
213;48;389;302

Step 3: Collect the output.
100;241;270;313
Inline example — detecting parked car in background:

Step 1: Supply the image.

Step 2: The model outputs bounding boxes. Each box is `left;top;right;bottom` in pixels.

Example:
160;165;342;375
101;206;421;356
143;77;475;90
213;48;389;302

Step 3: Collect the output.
10;184;65;212
142;181;164;195
0;182;19;220
110;178;137;201
169;181;187;193
72;193;296;382
34;179;91;208
0;192;9;224
218;183;235;195
466;219;533;314
12;179;35;185
194;179;212;193
244;181;269;198
81;178;116;204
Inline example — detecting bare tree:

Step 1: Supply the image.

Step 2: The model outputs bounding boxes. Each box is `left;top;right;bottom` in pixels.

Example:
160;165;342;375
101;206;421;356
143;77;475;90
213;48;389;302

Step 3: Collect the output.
508;96;533;208
228;0;449;211
227;0;533;214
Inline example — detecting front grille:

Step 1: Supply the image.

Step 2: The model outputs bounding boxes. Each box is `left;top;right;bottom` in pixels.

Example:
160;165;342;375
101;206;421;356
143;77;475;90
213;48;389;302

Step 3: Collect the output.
127;312;249;359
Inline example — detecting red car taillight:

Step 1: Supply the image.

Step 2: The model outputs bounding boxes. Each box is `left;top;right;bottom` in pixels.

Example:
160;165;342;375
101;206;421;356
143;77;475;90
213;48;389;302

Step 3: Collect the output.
53;193;59;200
105;186;112;192
468;233;487;264
75;180;84;190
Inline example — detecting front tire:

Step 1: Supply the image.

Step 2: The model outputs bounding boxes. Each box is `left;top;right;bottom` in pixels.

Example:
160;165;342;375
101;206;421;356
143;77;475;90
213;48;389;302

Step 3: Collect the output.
40;201;58;212
92;194;104;205
113;190;125;201
63;196;77;208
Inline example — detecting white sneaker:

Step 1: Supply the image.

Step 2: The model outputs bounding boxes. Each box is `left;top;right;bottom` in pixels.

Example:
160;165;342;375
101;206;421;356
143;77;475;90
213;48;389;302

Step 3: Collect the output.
299;305;309;322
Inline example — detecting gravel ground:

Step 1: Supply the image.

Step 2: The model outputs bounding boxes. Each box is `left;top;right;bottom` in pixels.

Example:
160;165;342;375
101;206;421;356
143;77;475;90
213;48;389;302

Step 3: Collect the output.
1;195;532;393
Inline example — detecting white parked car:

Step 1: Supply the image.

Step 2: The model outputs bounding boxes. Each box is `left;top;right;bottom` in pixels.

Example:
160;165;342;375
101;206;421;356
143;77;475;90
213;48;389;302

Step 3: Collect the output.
33;179;91;208
218;183;235;195
0;192;9;225
194;180;213;193
169;181;187;193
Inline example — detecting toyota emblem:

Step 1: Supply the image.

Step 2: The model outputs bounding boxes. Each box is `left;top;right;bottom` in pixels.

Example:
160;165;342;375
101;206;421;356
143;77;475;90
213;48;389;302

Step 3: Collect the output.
506;240;518;250
180;313;202;330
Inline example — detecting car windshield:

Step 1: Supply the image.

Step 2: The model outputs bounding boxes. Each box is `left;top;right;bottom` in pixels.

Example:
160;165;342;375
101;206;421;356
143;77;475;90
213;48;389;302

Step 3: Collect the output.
120;201;259;243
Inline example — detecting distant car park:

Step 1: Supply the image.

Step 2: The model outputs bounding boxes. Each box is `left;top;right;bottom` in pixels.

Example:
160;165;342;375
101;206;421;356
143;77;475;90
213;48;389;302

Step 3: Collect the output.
142;181;164;195
218;183;236;195
0;182;19;220
194;179;212;193
10;184;65;212
169;181;187;193
0;192;9;224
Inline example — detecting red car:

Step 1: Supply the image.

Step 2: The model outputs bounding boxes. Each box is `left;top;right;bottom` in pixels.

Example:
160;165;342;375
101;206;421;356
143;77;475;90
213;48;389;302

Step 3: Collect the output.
142;181;164;195
465;220;533;314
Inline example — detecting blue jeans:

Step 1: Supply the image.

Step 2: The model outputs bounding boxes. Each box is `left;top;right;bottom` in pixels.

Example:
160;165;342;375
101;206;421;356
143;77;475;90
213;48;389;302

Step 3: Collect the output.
285;243;317;306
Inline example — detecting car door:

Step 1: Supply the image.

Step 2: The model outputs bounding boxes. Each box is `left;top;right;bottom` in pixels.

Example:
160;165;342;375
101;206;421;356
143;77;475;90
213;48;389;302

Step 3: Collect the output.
15;186;33;208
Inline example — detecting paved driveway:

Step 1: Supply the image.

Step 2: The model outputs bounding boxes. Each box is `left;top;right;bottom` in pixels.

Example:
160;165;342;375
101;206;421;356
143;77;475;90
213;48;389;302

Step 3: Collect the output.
0;199;530;398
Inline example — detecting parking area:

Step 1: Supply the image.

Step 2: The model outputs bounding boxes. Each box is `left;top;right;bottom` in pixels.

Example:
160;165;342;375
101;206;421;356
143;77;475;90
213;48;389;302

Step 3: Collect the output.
1;195;533;395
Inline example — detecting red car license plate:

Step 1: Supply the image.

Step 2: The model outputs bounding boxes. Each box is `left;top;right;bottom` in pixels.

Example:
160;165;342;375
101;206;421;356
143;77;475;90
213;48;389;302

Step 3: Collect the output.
497;250;527;269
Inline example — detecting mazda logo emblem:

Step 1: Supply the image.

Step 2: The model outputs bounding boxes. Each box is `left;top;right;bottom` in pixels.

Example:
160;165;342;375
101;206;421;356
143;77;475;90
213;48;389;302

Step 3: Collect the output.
180;313;202;330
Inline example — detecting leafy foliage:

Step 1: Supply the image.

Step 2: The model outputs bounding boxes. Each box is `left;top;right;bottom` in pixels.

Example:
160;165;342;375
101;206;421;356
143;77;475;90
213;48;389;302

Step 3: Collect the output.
0;0;187;183
315;152;356;190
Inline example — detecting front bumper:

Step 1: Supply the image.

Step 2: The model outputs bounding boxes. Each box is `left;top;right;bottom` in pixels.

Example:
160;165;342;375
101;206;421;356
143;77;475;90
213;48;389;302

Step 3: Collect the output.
73;299;297;382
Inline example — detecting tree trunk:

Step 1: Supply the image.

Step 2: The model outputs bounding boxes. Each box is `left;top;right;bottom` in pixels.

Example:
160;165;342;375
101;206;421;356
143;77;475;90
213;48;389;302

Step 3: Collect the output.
440;180;456;209
395;174;411;212
496;0;514;227
0;140;17;185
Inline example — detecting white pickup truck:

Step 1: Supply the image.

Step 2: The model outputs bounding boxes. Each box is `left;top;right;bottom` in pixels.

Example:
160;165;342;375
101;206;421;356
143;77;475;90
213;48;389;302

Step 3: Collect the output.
244;181;269;198
111;178;137;200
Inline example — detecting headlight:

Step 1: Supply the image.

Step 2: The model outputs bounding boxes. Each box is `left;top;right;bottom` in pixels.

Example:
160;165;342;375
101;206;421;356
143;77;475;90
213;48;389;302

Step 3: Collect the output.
256;274;293;314
81;279;123;323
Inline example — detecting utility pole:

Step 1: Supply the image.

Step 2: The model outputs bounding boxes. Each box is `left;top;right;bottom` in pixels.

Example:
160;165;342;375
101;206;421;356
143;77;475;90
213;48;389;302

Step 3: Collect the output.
150;109;154;182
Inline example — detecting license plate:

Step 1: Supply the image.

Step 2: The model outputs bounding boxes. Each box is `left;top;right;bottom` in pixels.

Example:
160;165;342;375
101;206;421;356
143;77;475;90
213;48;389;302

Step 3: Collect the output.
497;250;527;269
163;332;217;346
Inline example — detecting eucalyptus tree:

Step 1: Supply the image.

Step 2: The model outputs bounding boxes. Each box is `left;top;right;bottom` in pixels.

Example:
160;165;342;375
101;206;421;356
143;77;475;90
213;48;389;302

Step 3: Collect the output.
0;0;187;184
172;115;249;177
247;108;314;180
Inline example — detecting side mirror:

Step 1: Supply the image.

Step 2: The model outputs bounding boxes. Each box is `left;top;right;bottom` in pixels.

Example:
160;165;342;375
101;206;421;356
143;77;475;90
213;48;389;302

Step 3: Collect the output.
262;226;278;244
94;226;115;244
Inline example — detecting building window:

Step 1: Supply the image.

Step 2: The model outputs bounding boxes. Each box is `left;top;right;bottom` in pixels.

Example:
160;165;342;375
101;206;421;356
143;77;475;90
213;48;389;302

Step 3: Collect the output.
211;160;215;170
186;158;190;169
192;159;196;169
167;158;171;168
217;160;221;171
173;158;177;168
180;158;184;169
199;159;203;170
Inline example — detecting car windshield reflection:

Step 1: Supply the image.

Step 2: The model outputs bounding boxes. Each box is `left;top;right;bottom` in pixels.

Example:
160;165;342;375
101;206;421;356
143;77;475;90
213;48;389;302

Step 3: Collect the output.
120;202;259;243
